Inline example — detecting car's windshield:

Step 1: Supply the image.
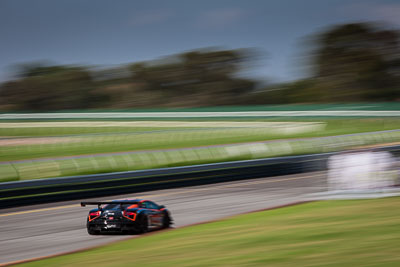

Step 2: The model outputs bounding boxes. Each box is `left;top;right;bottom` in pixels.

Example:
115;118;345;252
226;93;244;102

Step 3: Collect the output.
103;203;137;210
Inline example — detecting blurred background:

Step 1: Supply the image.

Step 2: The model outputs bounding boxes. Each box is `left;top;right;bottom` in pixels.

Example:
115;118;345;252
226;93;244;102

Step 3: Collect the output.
0;0;400;183
1;1;400;266
0;0;399;110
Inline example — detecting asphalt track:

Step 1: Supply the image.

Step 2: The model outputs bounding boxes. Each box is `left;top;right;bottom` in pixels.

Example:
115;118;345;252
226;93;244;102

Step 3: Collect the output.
0;171;327;265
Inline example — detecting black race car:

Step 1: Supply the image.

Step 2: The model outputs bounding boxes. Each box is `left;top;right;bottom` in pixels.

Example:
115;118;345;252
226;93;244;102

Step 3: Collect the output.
81;199;173;235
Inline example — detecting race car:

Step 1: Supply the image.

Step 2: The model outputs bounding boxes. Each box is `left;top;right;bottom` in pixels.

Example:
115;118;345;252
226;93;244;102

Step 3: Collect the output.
81;199;173;235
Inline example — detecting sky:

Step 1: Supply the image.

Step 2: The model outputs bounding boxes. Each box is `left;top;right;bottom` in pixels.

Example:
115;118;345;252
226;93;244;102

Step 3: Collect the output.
1;0;399;83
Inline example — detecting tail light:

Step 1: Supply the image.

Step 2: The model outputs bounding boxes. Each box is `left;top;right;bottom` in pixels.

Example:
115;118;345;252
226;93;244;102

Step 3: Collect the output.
88;211;101;221
123;210;137;221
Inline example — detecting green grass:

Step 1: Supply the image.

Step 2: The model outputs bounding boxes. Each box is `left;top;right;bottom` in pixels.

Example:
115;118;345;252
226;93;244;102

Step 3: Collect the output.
1;118;400;182
19;197;400;267
1;118;399;162
1;129;399;182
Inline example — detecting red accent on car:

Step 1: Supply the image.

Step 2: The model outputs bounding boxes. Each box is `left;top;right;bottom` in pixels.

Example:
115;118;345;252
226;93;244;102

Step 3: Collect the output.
88;211;101;221
123;210;137;221
127;204;138;209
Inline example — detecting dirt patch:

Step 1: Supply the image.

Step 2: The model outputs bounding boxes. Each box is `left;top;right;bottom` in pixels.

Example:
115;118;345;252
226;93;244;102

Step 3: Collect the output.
0;137;78;146
0;121;325;128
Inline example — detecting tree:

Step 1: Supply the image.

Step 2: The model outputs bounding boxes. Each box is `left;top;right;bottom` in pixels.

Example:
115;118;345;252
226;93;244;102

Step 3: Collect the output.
0;64;94;111
127;48;255;106
0;48;258;110
311;23;400;101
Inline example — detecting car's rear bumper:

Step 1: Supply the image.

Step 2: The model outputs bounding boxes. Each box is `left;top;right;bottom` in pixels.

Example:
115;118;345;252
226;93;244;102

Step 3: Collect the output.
87;220;139;232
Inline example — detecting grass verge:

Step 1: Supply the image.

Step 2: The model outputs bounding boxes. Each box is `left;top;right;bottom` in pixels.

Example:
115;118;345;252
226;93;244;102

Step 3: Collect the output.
1;118;400;182
18;197;400;267
1;119;399;162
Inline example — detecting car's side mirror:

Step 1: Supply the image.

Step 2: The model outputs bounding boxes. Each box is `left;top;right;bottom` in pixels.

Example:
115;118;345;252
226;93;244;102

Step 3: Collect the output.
159;205;165;209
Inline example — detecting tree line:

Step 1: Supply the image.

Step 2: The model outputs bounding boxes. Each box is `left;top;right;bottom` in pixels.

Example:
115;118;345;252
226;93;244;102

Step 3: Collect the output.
1;22;399;111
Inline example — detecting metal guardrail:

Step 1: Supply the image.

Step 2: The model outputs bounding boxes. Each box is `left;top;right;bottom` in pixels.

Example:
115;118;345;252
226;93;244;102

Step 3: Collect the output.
0;153;330;209
1;145;399;209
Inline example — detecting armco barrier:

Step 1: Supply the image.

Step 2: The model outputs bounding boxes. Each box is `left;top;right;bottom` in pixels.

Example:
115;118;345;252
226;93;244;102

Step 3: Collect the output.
1;145;399;209
0;153;330;209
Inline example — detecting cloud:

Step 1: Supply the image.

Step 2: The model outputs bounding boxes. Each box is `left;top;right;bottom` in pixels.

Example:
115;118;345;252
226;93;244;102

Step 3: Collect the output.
130;9;173;26
342;2;400;26
197;7;247;29
372;3;400;25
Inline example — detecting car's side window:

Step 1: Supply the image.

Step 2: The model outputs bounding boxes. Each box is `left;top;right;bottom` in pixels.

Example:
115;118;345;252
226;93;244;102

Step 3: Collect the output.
141;201;159;210
147;201;159;210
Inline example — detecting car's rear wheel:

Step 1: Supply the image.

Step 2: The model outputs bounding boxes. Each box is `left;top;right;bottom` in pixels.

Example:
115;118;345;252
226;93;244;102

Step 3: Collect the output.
87;227;99;235
138;215;149;234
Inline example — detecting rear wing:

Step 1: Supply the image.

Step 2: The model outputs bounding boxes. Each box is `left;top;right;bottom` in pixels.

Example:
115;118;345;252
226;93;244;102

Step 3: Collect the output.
81;201;139;208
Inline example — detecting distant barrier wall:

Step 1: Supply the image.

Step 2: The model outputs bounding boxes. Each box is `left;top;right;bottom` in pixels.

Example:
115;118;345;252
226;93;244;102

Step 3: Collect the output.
1;144;399;209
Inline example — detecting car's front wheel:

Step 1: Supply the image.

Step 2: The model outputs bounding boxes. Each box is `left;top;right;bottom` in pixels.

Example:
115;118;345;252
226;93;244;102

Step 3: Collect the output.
162;212;171;229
